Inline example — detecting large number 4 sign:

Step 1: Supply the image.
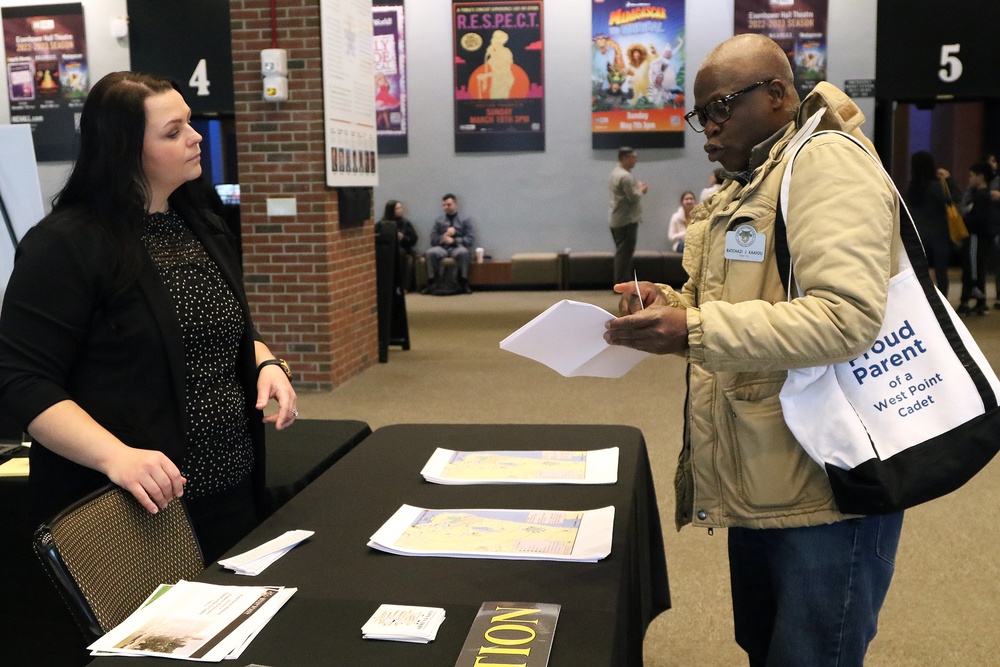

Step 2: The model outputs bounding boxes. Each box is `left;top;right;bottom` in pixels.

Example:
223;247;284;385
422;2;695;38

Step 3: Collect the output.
938;44;962;83
189;59;211;96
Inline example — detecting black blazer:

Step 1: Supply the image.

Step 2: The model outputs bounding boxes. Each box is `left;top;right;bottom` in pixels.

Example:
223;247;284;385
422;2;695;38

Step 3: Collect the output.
0;200;266;525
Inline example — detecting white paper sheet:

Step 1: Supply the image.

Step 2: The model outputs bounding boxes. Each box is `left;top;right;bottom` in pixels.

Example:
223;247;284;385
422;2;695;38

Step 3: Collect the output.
499;300;649;378
368;505;614;562
420;447;619;485
218;529;314;575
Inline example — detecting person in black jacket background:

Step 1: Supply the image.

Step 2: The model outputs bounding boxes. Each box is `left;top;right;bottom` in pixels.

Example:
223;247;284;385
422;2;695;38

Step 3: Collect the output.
958;161;996;315
377;199;419;292
906;150;961;298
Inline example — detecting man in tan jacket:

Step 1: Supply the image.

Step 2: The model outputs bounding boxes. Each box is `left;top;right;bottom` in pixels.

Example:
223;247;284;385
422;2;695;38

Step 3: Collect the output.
606;34;904;666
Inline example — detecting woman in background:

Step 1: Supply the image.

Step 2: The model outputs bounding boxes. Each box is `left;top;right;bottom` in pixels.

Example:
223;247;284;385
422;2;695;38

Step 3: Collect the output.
0;71;297;563
377;199;419;291
668;190;697;253
698;168;723;203
906;150;961;298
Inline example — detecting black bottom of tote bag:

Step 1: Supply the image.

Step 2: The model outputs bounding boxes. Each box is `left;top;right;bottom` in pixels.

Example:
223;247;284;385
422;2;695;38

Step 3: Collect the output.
826;409;1000;515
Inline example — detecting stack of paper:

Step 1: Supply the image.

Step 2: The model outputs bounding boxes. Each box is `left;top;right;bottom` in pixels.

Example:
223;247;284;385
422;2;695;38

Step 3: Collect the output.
499;299;649;378
218;529;314;575
88;580;296;662
361;603;446;643
0;457;29;477
368;504;614;563
420;447;620;485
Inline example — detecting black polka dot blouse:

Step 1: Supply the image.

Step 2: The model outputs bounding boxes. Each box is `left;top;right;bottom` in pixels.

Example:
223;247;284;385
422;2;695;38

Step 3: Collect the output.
141;210;253;498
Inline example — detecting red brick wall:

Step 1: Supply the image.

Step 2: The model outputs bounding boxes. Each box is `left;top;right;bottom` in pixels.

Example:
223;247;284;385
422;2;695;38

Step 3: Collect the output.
230;0;377;391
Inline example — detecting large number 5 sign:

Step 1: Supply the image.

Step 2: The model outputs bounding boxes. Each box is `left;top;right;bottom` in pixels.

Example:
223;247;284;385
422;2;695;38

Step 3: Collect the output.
938;44;963;83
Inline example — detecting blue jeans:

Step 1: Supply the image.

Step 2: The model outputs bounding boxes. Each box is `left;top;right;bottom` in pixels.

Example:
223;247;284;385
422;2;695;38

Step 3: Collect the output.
728;512;903;667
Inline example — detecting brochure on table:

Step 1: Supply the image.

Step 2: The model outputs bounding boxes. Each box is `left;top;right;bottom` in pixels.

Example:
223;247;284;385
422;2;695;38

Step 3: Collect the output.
88;580;296;662
369;504;614;562
499;299;649;378
361;603;446;643
421;447;620;485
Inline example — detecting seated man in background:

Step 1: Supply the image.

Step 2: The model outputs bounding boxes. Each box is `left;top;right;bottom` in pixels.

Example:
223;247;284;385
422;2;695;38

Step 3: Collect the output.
424;193;475;294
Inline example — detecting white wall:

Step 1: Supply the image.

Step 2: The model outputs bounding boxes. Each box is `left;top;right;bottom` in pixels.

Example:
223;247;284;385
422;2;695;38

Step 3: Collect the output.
0;0;130;210
0;0;877;234
375;0;878;258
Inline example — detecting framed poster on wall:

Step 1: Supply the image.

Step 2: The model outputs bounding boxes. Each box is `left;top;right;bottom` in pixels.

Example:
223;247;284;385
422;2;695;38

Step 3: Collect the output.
452;0;545;153
591;0;685;150
321;0;378;187
2;3;87;161
373;0;408;154
734;0;828;100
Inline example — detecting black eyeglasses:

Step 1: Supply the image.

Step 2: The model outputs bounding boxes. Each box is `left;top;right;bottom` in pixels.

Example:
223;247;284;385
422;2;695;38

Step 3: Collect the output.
684;80;770;132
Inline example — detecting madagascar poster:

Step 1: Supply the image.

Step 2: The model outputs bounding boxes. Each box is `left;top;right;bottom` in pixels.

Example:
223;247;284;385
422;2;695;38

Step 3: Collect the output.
734;0;828;100
452;1;544;153
373;1;408;154
591;0;685;150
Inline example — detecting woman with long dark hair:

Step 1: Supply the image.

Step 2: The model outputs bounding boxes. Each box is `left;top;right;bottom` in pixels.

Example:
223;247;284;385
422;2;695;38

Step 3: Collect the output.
0;71;297;563
906;150;961;297
377;199;419;291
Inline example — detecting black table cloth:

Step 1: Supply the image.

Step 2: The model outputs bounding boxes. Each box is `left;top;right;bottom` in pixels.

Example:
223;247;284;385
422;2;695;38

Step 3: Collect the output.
86;423;670;667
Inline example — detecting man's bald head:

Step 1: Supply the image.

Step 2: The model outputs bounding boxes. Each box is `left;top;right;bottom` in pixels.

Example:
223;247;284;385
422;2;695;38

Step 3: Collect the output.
701;34;795;94
692;35;800;171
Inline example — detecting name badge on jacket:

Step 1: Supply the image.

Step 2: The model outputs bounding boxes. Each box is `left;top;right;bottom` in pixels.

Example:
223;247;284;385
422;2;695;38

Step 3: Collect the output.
725;224;766;262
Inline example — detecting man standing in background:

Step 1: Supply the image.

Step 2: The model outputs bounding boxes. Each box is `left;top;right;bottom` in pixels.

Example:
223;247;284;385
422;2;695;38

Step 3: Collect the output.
608;146;648;285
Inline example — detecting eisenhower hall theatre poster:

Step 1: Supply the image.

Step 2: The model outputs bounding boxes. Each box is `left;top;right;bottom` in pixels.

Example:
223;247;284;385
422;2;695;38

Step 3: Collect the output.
2;3;87;161
735;0;828;100
452;1;545;153
591;0;685;150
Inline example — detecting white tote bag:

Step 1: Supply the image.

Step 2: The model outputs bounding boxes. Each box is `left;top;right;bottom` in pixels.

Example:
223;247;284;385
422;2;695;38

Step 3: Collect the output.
777;125;1000;514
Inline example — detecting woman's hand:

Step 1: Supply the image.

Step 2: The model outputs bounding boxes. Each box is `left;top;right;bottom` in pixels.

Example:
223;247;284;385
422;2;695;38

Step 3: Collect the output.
104;448;187;514
27;400;186;515
254;343;298;430
256;363;298;430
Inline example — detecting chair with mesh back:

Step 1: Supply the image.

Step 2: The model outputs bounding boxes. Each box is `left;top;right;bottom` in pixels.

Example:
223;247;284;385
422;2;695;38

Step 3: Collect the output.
33;484;205;641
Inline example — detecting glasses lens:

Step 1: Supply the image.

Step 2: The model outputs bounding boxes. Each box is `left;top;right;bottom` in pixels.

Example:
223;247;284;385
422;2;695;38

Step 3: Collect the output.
685;110;706;132
705;100;730;125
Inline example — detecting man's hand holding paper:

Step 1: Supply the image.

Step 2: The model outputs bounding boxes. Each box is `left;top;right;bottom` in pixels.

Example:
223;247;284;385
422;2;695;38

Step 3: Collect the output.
605;280;689;355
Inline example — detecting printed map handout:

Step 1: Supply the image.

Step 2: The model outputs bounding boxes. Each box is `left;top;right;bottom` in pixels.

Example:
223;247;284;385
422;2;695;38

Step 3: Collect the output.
368;505;614;562
499;299;649;378
421;447;619;485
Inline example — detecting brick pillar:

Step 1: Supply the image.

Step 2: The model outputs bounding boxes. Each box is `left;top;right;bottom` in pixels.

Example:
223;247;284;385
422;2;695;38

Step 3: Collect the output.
230;0;377;391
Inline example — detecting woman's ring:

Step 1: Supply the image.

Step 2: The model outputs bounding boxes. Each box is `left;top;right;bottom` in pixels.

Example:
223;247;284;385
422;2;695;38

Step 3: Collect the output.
291;409;299;418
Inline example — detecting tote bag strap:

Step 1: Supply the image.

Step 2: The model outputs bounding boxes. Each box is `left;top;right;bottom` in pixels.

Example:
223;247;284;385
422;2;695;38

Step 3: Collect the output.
778;124;999;409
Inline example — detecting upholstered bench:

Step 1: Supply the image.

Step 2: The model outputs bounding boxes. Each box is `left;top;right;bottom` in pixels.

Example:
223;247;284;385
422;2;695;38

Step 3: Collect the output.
511;252;561;287
566;251;614;288
633;250;665;284
634;250;687;287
